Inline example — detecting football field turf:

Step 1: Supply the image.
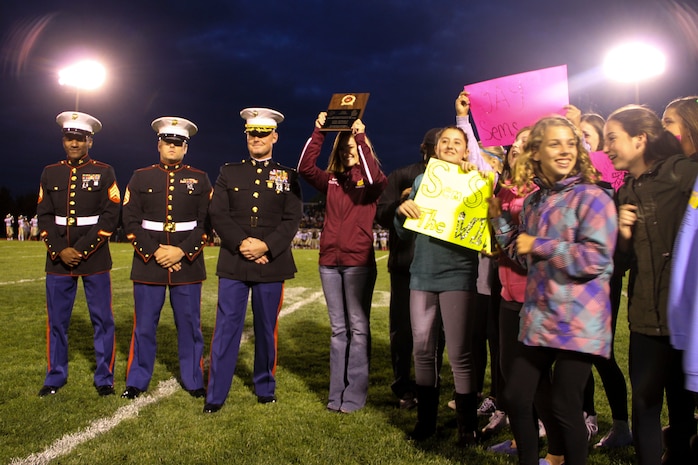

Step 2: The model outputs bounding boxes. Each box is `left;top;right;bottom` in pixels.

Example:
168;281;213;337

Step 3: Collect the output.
0;241;640;464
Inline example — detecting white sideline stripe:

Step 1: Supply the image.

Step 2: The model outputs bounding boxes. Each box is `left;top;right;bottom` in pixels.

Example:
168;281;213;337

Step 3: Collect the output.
10;289;325;465
0;267;130;286
0;253;386;284
0;277;45;286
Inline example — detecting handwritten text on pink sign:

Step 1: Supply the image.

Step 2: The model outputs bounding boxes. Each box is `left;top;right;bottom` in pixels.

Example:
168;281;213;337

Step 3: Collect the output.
466;65;569;146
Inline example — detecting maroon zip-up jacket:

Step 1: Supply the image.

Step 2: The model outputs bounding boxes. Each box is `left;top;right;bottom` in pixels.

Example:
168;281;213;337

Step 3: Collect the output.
298;128;387;266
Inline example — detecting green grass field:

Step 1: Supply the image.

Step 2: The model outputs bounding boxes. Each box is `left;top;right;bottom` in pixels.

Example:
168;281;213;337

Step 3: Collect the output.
0;241;644;464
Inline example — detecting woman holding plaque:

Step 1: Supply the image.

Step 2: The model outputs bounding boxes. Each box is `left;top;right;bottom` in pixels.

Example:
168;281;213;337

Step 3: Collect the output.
297;112;387;413
394;126;485;447
489;115;617;465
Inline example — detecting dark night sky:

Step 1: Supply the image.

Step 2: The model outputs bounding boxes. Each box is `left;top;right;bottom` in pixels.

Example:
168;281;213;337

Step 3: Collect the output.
1;0;697;203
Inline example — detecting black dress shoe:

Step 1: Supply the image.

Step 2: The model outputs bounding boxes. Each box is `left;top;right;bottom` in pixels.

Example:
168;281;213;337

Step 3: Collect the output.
95;385;115;396
187;388;206;398
38;385;59;397
257;395;277;404
203;403;223;413
121;386;143;399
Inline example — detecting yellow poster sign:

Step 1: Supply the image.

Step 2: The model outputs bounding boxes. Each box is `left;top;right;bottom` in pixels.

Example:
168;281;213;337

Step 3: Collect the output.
404;158;494;253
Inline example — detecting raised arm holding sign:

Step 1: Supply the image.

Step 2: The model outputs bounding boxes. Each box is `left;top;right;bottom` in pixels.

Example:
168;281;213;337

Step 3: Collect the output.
466;65;569;146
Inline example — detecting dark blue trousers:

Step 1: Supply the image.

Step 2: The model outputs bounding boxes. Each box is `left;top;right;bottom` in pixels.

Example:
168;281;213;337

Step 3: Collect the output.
44;272;115;387
206;278;283;405
125;283;204;391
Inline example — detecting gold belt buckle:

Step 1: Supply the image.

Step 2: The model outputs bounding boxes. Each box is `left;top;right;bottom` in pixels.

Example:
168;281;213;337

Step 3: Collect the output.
67;217;76;226
250;216;258;228
164;222;176;232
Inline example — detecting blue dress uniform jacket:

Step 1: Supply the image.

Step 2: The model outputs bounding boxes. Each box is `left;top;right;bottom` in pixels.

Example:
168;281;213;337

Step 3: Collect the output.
122;162;212;284
37;155;121;273
209;158;302;281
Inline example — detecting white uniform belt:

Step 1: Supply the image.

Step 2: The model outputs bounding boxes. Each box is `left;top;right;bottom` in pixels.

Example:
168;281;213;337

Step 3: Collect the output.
55;215;99;226
142;219;197;232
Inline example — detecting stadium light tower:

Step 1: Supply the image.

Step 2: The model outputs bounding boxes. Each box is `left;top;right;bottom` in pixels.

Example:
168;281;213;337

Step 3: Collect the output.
603;41;666;104
58;60;106;111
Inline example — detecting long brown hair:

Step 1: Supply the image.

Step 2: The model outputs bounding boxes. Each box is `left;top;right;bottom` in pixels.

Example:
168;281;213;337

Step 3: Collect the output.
607;104;683;166
665;96;698;156
326;132;379;174
581;113;606;151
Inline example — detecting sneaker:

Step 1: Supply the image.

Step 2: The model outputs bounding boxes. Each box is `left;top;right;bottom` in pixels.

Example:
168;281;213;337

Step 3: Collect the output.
584;413;599;441
594;420;633;448
538;419;547;438
477;397;497;416
487;438;517;455
399;393;417;410
482;410;508;434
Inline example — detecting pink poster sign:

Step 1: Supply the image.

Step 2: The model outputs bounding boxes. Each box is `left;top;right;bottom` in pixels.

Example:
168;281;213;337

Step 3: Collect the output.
466;65;569;146
590;150;626;191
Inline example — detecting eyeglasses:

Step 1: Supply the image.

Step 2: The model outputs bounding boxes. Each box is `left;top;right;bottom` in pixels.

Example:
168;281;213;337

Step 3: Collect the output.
246;130;273;138
161;136;186;146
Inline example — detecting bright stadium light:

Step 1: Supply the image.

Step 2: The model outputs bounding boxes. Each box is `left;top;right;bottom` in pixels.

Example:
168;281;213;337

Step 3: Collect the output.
603;41;666;103
58;60;106;110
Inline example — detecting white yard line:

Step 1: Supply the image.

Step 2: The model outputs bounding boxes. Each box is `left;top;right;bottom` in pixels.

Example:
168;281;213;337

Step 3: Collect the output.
10;288;325;465
10;378;180;465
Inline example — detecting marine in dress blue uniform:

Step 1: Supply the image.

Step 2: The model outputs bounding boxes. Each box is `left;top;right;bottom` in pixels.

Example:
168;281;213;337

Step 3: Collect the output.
37;111;121;397
204;108;302;413
121;117;212;399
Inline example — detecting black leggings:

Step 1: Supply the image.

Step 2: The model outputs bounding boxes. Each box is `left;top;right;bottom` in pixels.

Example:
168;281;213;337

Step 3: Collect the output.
583;270;629;421
630;332;696;465
503;343;593;465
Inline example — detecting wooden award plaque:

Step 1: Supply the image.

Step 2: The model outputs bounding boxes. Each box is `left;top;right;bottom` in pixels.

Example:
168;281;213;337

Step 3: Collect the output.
319;93;370;132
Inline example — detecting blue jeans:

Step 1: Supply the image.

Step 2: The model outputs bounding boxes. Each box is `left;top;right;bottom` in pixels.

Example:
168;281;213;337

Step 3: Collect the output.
319;265;376;412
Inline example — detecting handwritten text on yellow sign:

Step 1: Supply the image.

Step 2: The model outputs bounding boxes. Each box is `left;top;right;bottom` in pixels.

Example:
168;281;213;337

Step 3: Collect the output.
404;158;494;253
